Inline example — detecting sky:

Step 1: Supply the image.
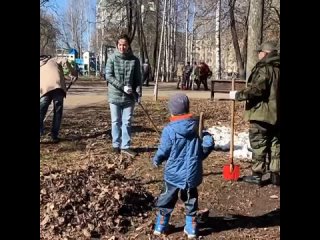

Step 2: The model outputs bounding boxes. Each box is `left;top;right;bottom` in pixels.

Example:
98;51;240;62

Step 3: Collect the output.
51;0;67;12
49;0;96;16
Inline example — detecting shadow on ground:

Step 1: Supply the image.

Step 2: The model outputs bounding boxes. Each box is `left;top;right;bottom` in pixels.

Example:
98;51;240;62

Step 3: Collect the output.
166;208;280;236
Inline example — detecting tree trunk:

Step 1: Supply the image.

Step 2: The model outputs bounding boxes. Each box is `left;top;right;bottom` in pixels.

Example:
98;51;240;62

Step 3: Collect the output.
171;0;177;80
241;8;249;79
190;2;196;64
141;26;149;61
246;0;264;80
229;0;245;79
126;0;137;42
154;0;167;100
168;0;173;81
163;11;167;82
184;0;190;64
152;0;160;81
215;0;221;80
137;1;144;64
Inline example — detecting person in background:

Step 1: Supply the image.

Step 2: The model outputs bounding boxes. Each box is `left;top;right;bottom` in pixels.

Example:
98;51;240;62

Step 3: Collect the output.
176;62;184;89
142;59;151;86
190;62;199;90
182;62;192;90
197;61;211;90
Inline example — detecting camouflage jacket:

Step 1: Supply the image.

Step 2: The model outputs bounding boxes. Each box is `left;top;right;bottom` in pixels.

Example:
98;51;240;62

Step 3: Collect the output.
235;51;280;125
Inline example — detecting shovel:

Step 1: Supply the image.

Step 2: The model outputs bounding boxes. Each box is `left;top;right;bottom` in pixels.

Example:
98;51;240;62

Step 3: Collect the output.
223;79;240;181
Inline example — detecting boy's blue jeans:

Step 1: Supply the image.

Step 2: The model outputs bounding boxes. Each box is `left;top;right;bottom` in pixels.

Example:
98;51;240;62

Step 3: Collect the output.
109;102;135;149
156;181;198;216
40;89;65;138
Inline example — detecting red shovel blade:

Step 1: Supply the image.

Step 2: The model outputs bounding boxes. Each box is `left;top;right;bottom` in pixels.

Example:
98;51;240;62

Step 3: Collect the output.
223;164;240;181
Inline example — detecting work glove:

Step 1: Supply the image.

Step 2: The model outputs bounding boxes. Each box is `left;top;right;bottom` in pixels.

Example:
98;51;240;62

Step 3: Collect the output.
124;86;132;94
229;90;237;100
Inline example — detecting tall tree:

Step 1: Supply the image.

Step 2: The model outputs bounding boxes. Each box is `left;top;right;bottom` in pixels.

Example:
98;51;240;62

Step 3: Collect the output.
215;0;221;80
228;0;246;79
154;0;167;100
184;0;190;64
57;0;92;55
40;1;59;55
246;0;264;80
152;0;160;81
190;1;196;64
40;11;59;55
125;0;137;42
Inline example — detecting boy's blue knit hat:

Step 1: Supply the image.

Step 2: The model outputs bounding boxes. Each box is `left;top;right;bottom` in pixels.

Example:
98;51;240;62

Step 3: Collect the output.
168;93;190;115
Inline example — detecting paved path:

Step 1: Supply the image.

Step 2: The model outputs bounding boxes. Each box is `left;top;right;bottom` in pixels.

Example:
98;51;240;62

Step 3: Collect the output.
64;80;229;109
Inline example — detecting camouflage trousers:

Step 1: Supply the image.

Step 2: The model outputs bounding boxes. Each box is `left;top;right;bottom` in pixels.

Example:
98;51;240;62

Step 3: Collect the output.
249;121;280;174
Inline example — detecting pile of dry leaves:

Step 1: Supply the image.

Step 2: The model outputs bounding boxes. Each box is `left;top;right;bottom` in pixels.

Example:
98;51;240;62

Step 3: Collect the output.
40;163;154;239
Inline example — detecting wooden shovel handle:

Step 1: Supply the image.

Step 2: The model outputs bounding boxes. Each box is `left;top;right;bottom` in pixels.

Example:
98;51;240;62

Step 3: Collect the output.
230;79;235;165
199;112;204;140
229;163;234;173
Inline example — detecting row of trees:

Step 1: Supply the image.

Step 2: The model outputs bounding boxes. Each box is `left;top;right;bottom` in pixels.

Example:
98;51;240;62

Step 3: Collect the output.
40;1;59;55
40;0;280;80
40;0;95;56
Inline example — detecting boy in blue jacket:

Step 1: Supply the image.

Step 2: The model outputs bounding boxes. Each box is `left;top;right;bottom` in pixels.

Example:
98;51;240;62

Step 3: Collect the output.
152;93;215;239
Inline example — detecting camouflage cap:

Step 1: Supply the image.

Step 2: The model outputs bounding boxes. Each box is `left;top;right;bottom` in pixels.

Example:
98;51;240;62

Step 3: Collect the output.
255;41;278;52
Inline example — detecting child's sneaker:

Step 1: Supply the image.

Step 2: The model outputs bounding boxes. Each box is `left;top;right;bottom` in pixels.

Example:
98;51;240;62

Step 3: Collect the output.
184;215;198;239
153;213;170;235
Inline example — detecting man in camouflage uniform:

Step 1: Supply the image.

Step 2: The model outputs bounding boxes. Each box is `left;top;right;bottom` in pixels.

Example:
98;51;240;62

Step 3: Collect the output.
229;41;280;186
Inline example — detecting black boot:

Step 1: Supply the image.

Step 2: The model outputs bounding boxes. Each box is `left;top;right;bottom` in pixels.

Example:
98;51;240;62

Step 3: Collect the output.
51;136;60;143
242;172;262;185
271;173;280;186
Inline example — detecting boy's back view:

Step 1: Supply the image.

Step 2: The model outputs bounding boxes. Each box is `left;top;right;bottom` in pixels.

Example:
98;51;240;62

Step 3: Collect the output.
152;93;215;239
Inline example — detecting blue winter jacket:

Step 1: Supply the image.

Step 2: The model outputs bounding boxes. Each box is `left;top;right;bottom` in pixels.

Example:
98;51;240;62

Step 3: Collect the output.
153;114;215;189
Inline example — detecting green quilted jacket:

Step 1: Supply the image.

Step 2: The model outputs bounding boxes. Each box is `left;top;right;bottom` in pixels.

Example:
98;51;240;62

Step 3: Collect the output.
105;49;142;104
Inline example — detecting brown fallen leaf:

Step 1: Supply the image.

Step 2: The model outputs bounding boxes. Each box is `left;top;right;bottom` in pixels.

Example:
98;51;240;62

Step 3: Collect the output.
41;216;50;226
270;195;279;199
82;228;91;237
